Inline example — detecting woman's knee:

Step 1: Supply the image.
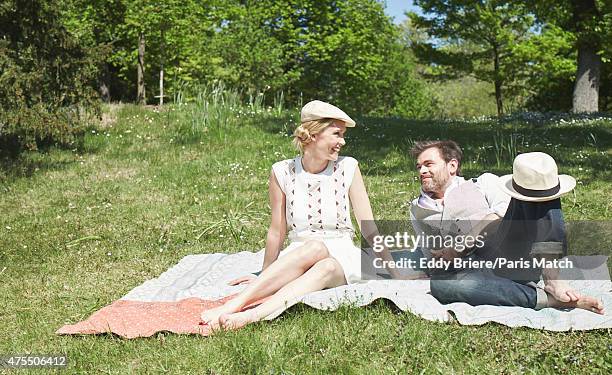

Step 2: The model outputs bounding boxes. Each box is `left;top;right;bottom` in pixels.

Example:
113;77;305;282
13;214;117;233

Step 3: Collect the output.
303;240;329;260
313;258;343;281
290;240;329;266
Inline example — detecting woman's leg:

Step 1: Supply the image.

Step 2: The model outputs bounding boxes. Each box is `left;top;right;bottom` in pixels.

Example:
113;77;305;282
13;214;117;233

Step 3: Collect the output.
219;257;346;330
201;240;330;327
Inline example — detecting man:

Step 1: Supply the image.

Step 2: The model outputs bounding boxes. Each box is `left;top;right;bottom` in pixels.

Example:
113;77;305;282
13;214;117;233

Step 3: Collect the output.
409;140;603;314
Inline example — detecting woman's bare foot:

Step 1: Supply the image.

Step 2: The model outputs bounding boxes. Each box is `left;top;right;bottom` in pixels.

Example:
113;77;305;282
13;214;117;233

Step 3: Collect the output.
219;310;258;330
201;300;243;329
547;292;604;315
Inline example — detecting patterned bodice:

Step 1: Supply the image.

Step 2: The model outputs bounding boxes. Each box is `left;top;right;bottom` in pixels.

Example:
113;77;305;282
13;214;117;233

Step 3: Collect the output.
272;156;358;240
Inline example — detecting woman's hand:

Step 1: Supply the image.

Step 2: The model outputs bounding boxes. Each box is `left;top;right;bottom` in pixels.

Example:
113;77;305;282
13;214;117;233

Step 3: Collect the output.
227;274;257;286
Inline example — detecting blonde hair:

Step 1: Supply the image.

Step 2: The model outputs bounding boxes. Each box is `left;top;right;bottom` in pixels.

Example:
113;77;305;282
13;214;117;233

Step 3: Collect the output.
292;118;336;153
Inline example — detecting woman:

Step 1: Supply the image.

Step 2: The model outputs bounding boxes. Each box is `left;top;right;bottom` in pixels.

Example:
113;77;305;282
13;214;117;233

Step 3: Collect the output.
201;100;401;330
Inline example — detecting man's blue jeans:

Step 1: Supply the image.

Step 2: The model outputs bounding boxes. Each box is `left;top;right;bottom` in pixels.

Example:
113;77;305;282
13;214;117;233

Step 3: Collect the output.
430;198;565;309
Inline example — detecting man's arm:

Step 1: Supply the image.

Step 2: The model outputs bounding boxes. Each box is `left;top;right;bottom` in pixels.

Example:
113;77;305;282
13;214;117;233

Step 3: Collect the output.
441;174;508;258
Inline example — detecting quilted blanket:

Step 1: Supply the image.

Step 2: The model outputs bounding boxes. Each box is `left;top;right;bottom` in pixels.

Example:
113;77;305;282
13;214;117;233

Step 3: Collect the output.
57;251;612;338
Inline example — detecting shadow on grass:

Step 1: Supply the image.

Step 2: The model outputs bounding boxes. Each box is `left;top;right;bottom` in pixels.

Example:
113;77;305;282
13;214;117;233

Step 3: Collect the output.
0;152;77;184
0;123;108;185
254;114;612;180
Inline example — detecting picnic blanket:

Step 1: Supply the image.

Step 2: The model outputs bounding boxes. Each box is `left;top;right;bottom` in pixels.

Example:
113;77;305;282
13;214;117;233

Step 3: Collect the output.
57;250;612;338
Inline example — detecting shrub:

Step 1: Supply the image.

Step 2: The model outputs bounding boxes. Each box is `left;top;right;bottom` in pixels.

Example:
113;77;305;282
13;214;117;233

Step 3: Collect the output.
0;0;100;156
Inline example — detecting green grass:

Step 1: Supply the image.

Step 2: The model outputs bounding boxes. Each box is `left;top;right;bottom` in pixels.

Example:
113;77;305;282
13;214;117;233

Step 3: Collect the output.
1;103;611;374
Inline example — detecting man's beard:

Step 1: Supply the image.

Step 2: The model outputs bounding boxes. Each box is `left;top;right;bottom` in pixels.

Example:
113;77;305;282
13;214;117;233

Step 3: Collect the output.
421;173;449;196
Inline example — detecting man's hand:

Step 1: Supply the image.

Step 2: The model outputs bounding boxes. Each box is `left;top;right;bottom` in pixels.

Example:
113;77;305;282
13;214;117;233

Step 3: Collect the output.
544;279;581;302
430;247;461;261
227;274;257;286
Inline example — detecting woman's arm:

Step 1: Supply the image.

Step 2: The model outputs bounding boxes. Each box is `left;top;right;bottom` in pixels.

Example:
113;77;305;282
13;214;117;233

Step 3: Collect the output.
348;166;405;280
349;166;377;242
262;170;287;271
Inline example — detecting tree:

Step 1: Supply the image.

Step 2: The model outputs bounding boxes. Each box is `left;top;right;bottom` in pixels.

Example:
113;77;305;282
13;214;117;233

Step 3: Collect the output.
62;0;223;103
0;0;100;154
528;0;611;113
58;0;432;116
61;0;127;102
297;0;406;113
409;0;536;116
209;0;430;115
513;24;576;111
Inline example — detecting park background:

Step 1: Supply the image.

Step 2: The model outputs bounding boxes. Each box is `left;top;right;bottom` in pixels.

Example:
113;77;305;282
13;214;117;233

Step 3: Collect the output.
1;0;611;373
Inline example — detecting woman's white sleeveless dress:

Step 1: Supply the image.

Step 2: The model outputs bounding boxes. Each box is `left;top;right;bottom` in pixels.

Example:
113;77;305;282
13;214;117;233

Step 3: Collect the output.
272;155;363;284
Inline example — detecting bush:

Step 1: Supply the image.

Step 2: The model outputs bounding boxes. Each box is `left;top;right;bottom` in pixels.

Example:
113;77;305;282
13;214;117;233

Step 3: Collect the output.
390;75;439;119
0;104;92;154
427;77;498;119
0;0;100;156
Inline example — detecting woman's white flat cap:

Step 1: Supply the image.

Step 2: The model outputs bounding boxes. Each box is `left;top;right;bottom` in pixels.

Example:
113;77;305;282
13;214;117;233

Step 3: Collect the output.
300;100;356;127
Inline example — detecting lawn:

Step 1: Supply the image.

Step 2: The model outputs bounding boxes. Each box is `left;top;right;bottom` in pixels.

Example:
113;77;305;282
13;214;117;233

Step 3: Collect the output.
1;102;611;373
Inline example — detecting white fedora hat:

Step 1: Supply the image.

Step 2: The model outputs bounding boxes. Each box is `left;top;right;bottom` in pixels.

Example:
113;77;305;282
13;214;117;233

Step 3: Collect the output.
300;100;356;127
499;152;576;202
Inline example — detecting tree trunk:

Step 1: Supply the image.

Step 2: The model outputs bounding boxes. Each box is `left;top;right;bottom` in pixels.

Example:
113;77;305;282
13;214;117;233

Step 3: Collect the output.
493;45;504;117
572;45;601;113
137;32;146;105
99;63;111;103
571;0;601;113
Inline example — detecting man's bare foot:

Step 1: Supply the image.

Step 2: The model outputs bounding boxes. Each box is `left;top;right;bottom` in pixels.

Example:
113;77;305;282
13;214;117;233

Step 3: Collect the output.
544;279;581;303
219;310;258;330
547;293;604;315
201;300;243;329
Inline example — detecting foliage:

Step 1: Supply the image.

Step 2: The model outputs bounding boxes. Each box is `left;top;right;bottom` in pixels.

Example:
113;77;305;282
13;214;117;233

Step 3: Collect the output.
397;18;496;119
289;0;408;114
171;84;243;143
524;0;612;112
409;0;612;114
60;0;435;116
409;0;539;116
428;77;497;119
0;0;101;155
527;0;611;52
62;0;224;102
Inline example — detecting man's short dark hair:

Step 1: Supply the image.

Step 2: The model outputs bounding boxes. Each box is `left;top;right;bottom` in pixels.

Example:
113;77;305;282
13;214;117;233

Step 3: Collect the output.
410;140;463;176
